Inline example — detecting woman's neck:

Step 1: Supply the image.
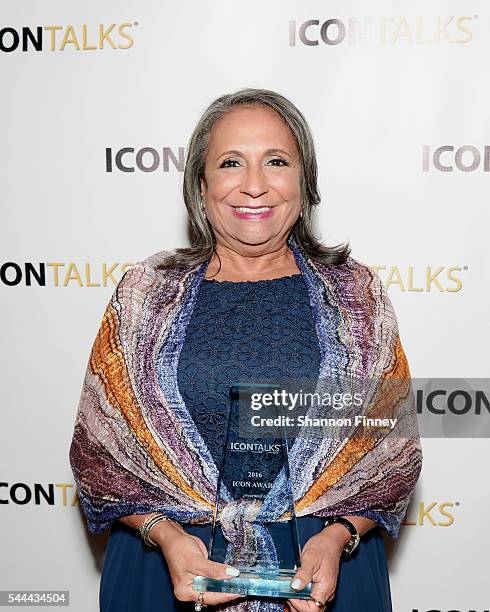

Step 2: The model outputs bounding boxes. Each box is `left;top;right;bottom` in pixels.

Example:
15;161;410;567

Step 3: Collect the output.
204;241;300;282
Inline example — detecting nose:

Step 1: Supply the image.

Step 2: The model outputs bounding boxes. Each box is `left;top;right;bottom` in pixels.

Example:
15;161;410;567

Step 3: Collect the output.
239;162;269;198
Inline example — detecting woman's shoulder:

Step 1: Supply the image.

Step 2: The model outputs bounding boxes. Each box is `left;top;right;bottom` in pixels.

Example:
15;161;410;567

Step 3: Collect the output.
139;248;175;271
122;248;179;282
316;252;384;295
314;252;397;326
342;255;399;329
342;253;376;276
113;247;201;305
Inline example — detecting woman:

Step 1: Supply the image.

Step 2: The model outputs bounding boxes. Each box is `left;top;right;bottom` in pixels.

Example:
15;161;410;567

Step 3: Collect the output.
69;88;422;612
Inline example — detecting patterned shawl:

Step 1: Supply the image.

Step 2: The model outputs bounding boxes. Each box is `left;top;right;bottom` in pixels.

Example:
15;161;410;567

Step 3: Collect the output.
69;234;422;611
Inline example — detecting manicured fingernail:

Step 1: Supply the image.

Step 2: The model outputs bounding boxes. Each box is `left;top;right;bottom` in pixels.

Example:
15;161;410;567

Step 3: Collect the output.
225;566;240;577
291;578;302;590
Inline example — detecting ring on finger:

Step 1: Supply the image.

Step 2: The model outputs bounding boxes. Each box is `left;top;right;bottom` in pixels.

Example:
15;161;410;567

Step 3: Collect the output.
308;595;326;610
194;591;208;611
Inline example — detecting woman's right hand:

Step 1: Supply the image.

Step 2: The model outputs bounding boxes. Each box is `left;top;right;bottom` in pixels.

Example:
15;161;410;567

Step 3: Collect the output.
151;520;245;607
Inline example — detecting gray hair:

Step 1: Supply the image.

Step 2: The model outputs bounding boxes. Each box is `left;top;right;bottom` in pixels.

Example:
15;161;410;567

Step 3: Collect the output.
159;87;350;269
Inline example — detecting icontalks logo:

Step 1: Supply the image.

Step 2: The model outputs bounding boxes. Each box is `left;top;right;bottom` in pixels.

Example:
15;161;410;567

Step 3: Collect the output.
402;501;458;527
289;15;477;46
0;22;137;52
104;145;490;175
423;146;490;172
0;482;459;531
0;262;467;291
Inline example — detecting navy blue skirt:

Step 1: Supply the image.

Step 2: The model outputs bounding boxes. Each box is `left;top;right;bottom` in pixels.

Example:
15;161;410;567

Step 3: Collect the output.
99;516;392;611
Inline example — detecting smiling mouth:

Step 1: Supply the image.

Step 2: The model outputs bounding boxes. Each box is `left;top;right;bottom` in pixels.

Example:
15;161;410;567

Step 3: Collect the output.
234;206;272;214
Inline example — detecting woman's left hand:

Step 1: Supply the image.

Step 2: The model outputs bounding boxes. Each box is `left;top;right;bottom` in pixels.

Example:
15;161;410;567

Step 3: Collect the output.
286;525;349;611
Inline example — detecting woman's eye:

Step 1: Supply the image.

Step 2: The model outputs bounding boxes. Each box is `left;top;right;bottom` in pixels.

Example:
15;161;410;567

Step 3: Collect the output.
220;158;288;168
220;159;240;168
268;158;288;167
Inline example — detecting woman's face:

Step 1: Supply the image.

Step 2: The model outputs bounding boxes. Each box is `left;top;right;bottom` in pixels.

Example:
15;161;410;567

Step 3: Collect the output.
200;104;302;254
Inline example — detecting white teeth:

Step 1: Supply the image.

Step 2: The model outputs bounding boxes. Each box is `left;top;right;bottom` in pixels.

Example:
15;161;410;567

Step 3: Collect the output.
235;207;271;213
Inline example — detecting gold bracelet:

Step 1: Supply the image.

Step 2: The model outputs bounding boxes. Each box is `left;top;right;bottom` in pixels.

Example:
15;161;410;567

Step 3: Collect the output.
140;512;179;548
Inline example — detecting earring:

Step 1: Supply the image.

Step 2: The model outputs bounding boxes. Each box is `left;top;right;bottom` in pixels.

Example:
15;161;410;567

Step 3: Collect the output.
299;209;303;218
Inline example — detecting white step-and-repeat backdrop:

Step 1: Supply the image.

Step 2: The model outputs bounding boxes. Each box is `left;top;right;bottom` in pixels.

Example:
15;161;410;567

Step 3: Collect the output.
1;1;489;611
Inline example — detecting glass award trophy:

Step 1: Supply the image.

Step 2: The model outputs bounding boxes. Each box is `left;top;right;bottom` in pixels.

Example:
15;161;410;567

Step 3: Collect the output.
193;383;312;599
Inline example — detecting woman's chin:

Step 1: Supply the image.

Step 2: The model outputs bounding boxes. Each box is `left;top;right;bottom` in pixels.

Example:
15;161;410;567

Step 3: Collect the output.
231;232;280;248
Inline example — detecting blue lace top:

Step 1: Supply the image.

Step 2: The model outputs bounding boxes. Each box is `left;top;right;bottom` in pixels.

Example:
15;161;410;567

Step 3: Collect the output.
176;273;321;468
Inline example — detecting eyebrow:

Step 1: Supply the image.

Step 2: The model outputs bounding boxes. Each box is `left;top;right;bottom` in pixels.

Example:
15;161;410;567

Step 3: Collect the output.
217;148;293;159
